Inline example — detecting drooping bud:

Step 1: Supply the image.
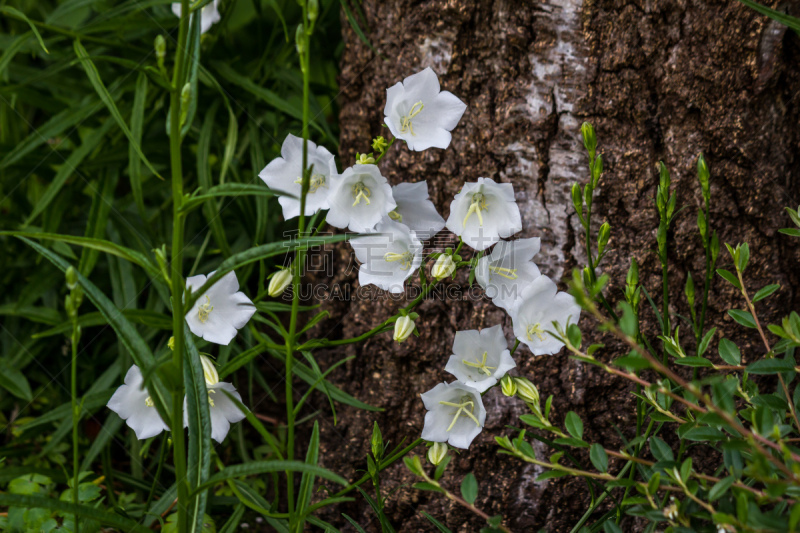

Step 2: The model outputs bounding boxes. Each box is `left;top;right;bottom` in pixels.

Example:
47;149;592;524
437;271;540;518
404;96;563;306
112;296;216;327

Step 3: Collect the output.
393;315;415;343
200;355;219;386
515;377;539;404
432;254;456;281
501;374;517;397
571;183;583;220
268;268;293;298
427;442;448;466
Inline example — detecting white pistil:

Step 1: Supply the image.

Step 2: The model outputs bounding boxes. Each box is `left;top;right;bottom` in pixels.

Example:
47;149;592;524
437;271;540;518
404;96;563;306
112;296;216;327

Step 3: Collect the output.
352;182;372;206
388;209;403;223
462;192;487;227
197;295;213;323
488;265;518;280
400;101;424;136
526;323;546;342
462;351;497;377
293;173;327;193
384;251;414;270
439;397;481;431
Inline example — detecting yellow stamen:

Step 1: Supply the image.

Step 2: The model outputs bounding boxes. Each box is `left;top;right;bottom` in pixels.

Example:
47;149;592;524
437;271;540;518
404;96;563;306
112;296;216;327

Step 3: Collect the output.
439;396;481;431
489;265;518;280
145;396;154;407
400;101;424;136
208;389;216;407
384;251;414;270
388;209;403;223
462;351;497;377
197;295;213;323
352;182;372;206
526;323;546;342
462;192;487;227
293;173;327;193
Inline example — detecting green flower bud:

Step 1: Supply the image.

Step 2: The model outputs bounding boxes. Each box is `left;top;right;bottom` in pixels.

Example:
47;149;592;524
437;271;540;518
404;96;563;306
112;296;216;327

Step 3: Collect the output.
308;0;319;21
372;136;388;153
515;377;539;404
432;254;456;281
697;153;710;204
371;422;383;459
591;154;603;187
66;266;79;290
571;182;583;219
597;222;610;255
501;375;517;397
168;336;175;351
685;271;695;307
356;152;375;165
295;24;307;56
427;442;448;466
393;315;415;343
581;122;596;159
154;35;166;69
268;268;293;298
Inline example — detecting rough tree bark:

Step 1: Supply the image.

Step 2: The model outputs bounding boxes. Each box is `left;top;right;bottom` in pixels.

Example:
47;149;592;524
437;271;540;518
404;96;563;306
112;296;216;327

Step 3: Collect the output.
312;0;800;530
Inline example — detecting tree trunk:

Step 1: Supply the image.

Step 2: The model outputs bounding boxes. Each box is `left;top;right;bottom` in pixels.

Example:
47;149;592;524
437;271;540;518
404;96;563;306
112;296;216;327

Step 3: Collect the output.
316;0;800;530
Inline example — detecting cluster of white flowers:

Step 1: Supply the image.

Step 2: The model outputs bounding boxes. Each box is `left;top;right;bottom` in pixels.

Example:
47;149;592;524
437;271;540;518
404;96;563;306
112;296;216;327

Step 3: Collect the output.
108;271;254;442
255;67;581;455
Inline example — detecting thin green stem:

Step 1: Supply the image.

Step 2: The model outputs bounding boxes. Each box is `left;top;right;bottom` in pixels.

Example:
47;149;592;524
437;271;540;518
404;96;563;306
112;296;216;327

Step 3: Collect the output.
286;10;313;525
146;435;169;509
71;318;80;533
168;1;191;531
373;136;396;164
330;438;423;500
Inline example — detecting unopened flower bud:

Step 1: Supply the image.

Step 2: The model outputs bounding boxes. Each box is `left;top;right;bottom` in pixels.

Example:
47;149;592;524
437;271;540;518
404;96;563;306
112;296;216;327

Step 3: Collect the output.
427;442;448;466
581;122;596;159
168;336;175;351
307;0;318;21
597;222;610;255
295;24;307;56
200;354;219;386
372;136;388;153
268;269;293;297
515;377;539;404
356;152;375;165
501;375;517;397
155;35;166;67
432;254;456;281
66;266;79;290
393;315;415;343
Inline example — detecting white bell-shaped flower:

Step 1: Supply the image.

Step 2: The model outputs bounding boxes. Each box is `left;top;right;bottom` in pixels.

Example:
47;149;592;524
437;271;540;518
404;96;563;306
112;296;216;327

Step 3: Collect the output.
184;355;247;443
421;382;486;449
258;134;339;219
326;164;396;233
171;0;221;34
475;238;541;310
384;67;467;151
388;181;445;240
107;365;169;440
444;325;516;393
351;220;423;294
185;271;256;346
510;276;581;355
445;178;522;251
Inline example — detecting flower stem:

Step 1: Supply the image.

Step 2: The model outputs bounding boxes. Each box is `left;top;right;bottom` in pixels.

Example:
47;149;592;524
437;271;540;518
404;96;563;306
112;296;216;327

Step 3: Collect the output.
71;316;79;533
168;1;191;530
373;135;396;164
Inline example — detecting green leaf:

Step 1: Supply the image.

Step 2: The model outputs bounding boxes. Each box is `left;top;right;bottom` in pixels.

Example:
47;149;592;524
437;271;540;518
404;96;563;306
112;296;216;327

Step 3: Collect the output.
0;363;33;401
709;476;735;501
737;0;800;33
184;332;212;533
421;512;453;533
673;357;713;367
728;309;757;329
683;427;726;441
718;338;741;365
460;473;478;505
697;327;717;357
73;39;162;180
603;520;624;533
649;436;674;462
746;358;796;374
564;411;583;439
297;422;321;518
342;514;368;533
129;71;148;216
753;284;780;302
0;7;49;53
181;183;283;213
535;470;569;481
192;461;348;495
716;269;742;290
612;353;651;370
0;494;149;532
589;444;608;473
